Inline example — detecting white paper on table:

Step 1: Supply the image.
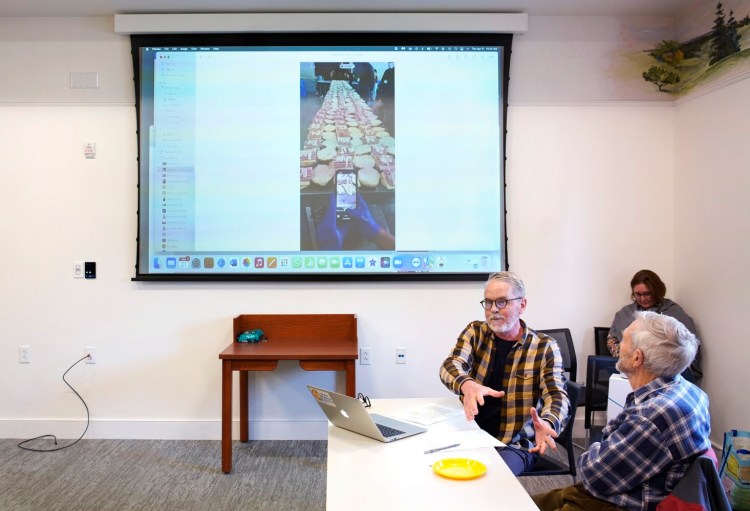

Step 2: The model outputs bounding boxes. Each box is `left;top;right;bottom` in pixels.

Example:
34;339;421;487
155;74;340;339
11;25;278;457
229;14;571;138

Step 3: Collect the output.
421;429;505;456
391;403;464;425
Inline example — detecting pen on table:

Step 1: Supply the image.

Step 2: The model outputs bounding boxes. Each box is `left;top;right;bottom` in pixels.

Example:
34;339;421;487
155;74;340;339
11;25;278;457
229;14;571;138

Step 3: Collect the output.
424;443;460;454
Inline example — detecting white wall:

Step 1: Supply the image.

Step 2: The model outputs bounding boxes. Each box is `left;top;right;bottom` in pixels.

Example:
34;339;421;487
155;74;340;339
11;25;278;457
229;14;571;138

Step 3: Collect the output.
0;15;742;445
506;103;675;328
673;79;750;438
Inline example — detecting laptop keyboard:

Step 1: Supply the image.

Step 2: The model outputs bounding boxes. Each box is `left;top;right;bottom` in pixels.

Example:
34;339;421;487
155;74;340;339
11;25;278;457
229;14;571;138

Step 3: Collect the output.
376;423;405;438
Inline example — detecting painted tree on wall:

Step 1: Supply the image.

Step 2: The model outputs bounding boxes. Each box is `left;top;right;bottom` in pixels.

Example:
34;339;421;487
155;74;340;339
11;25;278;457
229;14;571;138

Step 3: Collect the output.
710;2;742;65
643;40;685;92
641;1;749;95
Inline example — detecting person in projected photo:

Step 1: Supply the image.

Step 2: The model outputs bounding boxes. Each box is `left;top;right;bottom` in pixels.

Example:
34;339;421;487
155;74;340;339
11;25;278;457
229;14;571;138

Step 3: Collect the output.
606;269;702;383
439;271;570;475
374;62;395;135
354;62;375;103
316;193;395;250
533;312;710;511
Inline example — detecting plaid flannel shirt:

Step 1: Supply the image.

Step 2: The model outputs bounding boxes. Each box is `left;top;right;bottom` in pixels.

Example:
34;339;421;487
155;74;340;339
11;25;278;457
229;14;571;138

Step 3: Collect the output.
579;375;711;511
439;319;569;446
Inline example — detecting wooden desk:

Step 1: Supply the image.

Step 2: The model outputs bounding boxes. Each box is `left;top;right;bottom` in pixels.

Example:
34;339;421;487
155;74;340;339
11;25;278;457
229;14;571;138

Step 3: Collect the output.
326;397;539;510
219;314;357;473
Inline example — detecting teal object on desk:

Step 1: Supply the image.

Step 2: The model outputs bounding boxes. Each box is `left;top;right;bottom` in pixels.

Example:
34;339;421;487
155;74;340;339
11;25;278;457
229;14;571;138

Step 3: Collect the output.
237;329;267;343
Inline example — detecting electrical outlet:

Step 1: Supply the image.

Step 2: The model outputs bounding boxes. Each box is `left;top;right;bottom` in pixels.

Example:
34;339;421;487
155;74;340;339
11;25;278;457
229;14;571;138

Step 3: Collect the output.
396;347;407;364
360;347;372;365
85;346;96;364
73;261;84;278
19;346;31;364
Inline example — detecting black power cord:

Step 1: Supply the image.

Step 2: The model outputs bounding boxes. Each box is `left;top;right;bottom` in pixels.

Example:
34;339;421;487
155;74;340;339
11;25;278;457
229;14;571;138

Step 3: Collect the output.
18;354;91;452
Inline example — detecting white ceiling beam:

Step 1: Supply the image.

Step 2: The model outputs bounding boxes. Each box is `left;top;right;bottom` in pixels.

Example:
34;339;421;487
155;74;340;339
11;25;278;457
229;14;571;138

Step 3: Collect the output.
114;12;528;34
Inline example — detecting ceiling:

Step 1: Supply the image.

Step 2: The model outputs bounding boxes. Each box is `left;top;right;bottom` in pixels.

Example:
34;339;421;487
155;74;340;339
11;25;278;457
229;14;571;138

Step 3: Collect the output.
0;0;689;18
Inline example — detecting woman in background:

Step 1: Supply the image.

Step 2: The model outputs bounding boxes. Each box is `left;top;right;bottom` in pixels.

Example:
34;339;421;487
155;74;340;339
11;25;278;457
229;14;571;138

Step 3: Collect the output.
607;269;702;382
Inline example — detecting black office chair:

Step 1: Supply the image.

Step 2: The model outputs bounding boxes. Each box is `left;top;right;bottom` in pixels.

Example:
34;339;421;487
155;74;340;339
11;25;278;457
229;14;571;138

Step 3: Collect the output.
594;327;610;356
519;380;583;482
660;454;732;511
538;328;577;382
584;355;619;435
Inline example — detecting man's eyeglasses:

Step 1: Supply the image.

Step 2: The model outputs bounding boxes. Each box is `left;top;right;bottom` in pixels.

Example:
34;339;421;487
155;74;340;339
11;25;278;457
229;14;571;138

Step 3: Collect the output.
479;297;523;310
634;292;653;298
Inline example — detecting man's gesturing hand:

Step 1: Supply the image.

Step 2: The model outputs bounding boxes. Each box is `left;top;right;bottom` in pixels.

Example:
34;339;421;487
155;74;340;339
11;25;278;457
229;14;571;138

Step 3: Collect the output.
459;380;505;421
528;407;558;455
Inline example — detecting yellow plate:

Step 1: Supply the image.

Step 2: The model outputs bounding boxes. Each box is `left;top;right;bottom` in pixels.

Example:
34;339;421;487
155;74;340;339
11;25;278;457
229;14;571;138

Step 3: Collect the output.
433;458;487;480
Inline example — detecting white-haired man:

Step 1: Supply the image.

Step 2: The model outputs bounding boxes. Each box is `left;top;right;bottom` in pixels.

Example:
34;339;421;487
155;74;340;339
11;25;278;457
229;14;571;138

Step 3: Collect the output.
533;311;711;511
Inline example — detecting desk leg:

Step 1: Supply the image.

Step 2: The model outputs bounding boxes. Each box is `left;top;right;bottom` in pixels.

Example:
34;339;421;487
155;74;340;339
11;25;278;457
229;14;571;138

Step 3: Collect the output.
221;360;232;474
345;359;356;397
239;370;249;442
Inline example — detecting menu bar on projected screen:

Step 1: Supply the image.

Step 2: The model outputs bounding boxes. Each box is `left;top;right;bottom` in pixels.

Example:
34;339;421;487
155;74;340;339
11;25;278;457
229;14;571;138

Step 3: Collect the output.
152;52;197;254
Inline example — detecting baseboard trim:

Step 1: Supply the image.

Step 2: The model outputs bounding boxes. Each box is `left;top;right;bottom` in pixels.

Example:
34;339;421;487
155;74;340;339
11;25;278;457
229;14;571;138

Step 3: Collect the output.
0;419;329;441
572;416;723;451
3;417;724;451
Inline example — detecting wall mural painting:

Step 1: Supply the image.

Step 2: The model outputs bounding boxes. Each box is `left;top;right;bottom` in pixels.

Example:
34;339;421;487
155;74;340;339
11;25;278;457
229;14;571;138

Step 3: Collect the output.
641;2;750;96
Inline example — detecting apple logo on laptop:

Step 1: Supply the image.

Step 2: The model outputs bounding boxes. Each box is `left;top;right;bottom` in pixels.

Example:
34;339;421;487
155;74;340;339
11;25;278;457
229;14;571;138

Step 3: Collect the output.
340;409;350;419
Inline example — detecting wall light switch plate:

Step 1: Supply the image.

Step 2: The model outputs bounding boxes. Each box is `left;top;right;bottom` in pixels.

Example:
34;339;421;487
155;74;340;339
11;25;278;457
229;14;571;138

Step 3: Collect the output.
84;142;96;159
360;347;372;365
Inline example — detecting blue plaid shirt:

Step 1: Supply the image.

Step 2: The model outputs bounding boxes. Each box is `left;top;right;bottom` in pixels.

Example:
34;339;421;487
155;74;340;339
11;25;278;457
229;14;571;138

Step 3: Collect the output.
578;375;710;511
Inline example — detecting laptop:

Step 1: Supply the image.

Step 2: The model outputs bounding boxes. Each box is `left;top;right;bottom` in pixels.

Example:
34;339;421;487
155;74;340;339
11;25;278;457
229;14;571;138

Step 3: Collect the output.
307;385;427;442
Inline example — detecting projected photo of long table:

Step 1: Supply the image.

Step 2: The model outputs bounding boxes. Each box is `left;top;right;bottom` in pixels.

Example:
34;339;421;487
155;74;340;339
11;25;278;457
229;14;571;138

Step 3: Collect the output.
300;62;395;253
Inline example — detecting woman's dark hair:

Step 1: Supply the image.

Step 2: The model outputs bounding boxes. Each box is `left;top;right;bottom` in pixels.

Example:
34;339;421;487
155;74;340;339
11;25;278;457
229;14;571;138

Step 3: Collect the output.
630;269;666;303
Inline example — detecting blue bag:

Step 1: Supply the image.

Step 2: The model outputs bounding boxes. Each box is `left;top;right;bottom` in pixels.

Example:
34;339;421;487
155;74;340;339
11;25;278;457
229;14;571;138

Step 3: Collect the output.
719;429;750;511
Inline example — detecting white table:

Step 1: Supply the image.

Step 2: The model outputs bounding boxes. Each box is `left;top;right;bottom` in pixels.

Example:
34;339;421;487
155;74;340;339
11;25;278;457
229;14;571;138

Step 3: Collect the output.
606;373;631;422
326;397;539;511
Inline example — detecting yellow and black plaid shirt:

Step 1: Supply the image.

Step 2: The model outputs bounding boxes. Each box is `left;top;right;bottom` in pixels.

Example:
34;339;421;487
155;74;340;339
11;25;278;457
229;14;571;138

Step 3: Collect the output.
439;319;569;447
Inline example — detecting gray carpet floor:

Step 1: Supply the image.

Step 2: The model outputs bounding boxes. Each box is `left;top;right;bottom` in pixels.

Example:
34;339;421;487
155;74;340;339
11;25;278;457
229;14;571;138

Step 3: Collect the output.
0;439;327;511
0;438;582;510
